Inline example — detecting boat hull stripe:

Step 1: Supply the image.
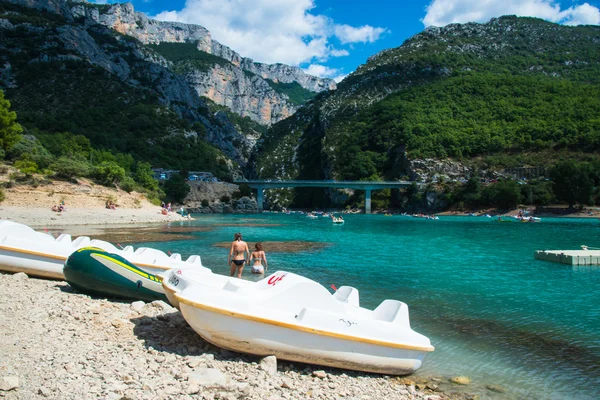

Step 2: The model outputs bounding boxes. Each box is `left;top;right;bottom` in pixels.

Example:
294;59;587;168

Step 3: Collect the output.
0;244;67;260
0;244;169;272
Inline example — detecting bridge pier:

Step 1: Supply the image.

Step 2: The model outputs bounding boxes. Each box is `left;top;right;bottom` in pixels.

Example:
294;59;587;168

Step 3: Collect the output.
365;189;372;214
256;187;264;213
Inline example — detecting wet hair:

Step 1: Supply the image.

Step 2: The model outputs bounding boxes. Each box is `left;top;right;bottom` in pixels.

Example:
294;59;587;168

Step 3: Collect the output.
255;242;263;251
234;232;242;241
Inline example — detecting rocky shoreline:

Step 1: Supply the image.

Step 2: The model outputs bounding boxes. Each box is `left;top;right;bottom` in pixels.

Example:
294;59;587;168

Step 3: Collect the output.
0;272;473;400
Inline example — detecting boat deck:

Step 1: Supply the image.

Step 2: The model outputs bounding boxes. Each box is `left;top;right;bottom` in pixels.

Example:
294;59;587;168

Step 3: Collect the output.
534;250;600;266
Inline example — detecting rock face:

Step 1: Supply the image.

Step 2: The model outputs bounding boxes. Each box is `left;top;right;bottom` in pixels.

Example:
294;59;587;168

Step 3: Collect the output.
184;65;295;125
3;0;335;170
183;181;258;213
68;1;336;125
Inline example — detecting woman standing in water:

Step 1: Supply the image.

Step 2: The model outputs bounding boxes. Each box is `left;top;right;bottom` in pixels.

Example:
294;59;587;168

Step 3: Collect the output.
250;242;268;274
228;232;249;278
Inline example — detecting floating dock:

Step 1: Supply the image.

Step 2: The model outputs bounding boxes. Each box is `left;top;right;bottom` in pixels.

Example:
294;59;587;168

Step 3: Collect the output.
534;250;600;266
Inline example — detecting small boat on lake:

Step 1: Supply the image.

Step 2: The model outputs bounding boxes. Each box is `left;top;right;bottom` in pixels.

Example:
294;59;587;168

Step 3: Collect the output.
64;247;169;302
0;220;205;279
163;269;434;375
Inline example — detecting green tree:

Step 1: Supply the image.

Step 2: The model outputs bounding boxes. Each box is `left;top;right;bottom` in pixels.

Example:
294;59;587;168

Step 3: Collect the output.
94;161;126;187
239;183;252;197
462;175;482;207
550;160;594;207
50;157;92;180
0;89;23;154
163;173;190;203
481;180;520;210
491;180;523;210
119;176;136;193
134;161;159;191
7;136;53;168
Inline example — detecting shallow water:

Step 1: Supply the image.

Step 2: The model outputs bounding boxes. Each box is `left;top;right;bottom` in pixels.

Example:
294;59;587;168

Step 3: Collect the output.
130;213;600;399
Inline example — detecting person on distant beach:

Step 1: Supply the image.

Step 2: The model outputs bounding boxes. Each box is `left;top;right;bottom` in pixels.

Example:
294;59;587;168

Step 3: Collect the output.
250;242;268;274
228;232;249;278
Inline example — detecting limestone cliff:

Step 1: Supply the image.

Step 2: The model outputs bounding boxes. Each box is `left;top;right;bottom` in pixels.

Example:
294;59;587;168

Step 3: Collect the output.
3;0;336;168
68;1;336;125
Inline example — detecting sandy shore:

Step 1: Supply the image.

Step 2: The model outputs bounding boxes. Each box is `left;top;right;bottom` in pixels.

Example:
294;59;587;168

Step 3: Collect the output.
0;205;191;229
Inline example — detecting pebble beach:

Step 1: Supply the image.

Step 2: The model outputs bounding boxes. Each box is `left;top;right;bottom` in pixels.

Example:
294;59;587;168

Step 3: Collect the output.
0;272;456;400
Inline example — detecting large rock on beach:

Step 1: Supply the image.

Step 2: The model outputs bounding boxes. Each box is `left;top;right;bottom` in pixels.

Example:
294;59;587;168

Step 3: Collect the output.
0;376;19;391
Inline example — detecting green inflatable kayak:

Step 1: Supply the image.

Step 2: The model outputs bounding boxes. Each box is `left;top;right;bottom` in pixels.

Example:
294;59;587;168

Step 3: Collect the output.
64;247;168;302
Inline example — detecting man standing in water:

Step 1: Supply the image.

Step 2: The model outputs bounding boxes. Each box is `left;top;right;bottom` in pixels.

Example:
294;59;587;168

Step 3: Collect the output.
228;232;249;278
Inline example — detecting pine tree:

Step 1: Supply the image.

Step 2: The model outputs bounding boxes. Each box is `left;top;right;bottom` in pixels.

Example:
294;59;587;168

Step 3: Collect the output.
0;90;22;156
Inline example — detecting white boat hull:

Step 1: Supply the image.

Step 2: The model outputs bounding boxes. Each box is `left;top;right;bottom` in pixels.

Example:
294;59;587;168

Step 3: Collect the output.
167;269;434;375
179;300;426;375
0;247;66;279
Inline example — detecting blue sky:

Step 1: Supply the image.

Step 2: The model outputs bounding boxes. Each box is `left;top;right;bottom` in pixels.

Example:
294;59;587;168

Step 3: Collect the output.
96;0;600;82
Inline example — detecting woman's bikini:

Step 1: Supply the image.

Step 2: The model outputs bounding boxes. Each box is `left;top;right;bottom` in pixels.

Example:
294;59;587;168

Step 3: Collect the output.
232;249;245;266
251;252;264;273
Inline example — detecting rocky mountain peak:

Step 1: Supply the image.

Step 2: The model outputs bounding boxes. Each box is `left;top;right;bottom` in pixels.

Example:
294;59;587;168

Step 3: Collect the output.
71;1;335;95
5;0;336;126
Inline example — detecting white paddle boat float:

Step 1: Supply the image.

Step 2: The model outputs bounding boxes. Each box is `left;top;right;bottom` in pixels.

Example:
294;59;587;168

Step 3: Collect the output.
0;220;206;279
163;269;434;375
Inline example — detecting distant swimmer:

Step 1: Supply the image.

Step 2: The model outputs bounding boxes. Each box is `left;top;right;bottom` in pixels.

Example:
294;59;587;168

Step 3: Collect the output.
250;242;268;274
228;232;249;278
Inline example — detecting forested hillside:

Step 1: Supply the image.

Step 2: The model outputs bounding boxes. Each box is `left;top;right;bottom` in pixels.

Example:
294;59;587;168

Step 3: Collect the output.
252;16;600;210
0;1;244;177
0;0;332;181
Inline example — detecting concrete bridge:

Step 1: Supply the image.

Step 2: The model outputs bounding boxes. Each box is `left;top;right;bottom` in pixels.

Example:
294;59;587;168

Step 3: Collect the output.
236;180;419;214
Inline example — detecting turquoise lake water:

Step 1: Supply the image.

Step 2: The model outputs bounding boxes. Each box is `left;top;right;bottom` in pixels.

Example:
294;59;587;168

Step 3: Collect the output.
129;213;600;399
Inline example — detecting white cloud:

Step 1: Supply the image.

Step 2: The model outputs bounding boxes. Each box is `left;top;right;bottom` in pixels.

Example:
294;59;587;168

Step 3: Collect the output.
422;0;600;27
153;0;386;71
334;24;388;44
303;64;338;77
330;48;350;57
562;3;600;25
302;64;347;83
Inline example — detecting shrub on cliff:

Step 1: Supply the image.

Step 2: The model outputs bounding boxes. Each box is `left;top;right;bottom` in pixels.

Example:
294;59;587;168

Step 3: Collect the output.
119;176;136;193
50;157;91;180
93;161;126;187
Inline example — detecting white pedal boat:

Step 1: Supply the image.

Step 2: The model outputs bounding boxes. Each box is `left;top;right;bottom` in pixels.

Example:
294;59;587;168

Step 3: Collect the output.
0;220;207;279
162;269;434;375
